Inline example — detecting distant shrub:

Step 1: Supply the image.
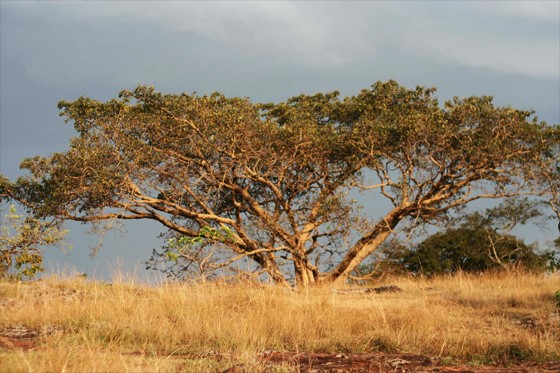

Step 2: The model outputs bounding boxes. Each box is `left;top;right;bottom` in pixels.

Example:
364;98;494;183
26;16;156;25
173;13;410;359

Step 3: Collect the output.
354;224;558;279
386;227;556;276
1;204;69;280
353;201;560;278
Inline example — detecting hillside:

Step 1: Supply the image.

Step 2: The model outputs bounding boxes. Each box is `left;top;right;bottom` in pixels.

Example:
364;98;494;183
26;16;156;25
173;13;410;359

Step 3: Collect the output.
1;271;559;372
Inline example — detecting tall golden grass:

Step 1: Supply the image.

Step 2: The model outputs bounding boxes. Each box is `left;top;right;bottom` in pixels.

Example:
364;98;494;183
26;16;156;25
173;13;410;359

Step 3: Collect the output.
1;270;559;372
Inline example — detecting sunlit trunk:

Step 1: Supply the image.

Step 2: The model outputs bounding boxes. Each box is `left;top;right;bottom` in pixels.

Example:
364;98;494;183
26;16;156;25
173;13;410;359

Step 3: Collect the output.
325;208;405;287
269;269;292;288
330;230;393;287
255;253;292;288
294;260;317;288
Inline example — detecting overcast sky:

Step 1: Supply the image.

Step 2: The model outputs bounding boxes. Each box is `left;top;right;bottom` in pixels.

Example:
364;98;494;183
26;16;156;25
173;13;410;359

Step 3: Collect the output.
1;1;559;281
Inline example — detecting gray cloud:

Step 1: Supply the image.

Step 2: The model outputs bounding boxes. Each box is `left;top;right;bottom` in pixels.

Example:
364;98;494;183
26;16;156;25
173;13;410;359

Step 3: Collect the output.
473;1;560;21
400;2;559;79
6;1;558;85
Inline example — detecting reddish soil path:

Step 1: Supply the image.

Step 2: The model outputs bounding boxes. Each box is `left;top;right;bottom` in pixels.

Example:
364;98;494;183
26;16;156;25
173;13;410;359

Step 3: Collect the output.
2;327;558;372
252;351;560;373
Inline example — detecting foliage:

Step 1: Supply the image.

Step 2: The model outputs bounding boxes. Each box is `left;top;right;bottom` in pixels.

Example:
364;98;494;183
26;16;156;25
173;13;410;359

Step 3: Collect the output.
394;229;551;276
0;204;69;280
1;81;558;287
145;226;238;281
368;200;560;277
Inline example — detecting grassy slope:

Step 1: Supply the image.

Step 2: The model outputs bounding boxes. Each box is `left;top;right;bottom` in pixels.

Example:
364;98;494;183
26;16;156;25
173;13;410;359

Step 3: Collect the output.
0;271;559;372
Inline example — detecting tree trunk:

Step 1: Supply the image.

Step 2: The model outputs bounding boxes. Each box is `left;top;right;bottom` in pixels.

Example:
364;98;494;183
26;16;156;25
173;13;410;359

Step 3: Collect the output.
324;208;404;287
253;252;292;288
330;230;393;287
294;260;317;288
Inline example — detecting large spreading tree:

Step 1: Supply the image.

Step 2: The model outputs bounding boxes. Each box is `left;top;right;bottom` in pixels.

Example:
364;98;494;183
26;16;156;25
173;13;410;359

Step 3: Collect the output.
1;81;558;287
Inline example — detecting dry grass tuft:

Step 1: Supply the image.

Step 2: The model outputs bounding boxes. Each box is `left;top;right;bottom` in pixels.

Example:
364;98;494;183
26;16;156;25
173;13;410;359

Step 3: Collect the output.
0;271;558;372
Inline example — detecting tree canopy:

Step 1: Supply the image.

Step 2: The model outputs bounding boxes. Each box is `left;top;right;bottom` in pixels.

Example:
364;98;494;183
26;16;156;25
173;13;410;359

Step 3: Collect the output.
1;81;558;287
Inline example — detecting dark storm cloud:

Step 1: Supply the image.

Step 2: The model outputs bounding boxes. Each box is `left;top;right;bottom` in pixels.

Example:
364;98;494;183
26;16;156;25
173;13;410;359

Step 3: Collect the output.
3;1;558;97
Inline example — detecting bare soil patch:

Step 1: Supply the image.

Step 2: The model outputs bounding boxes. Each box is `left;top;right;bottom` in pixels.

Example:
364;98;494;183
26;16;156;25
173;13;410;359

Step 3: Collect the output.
251;351;560;372
2;325;559;372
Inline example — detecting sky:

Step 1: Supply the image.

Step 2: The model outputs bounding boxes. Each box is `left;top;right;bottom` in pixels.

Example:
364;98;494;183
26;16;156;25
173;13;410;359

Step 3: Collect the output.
1;1;559;281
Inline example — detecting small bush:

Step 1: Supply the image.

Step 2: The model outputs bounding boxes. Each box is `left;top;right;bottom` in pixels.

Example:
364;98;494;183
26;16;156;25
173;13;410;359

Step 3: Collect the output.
0;204;69;280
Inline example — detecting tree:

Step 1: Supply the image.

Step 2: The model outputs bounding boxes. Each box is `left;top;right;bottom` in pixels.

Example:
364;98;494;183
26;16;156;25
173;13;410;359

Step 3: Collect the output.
390;223;553;277
354;199;559;278
1;81;558;287
0;203;69;280
145;226;241;282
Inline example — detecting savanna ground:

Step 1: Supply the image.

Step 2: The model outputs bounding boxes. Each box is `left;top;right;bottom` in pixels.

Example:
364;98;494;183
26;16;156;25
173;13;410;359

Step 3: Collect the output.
0;271;559;372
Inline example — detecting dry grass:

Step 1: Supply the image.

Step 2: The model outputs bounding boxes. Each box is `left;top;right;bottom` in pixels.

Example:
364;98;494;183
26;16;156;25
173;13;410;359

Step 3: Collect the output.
0;271;559;372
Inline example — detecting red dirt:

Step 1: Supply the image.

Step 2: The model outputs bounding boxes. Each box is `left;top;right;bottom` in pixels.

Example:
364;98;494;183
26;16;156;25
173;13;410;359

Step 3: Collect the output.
251;351;560;373
2;328;558;372
0;335;37;351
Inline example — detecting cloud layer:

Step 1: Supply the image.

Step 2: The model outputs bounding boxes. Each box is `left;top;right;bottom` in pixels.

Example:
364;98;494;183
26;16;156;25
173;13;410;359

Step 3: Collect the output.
4;1;558;87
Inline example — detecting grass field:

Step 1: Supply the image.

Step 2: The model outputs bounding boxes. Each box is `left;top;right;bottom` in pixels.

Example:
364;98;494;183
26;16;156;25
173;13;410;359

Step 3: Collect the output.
1;271;559;372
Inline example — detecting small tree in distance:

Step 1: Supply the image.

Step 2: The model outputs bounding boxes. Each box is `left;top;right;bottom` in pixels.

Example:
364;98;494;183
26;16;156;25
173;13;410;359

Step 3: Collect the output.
1;81;558;287
352;199;560;280
0;203;69;280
